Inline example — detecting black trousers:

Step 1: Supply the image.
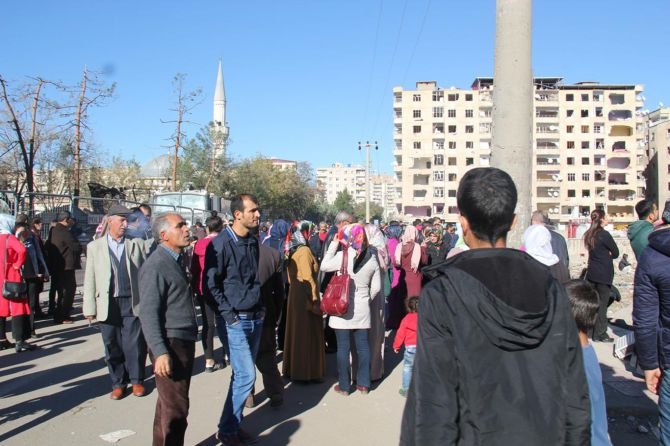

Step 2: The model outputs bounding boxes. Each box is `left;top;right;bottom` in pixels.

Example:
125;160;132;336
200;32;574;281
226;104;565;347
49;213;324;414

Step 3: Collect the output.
54;269;76;321
590;281;611;338
99;296;147;388
195;293;217;361
0;315;30;343
26;278;43;332
149;338;195;446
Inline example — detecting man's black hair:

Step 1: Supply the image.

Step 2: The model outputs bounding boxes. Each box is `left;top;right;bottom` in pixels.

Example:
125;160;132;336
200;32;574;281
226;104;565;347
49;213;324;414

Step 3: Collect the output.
456;167;517;245
205;215;224;233
564;279;599;333
230;194;258;217
635;199;655;220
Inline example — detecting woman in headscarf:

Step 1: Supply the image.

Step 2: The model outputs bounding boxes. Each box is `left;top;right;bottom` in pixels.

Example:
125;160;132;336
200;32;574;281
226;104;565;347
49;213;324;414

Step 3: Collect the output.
394;225;423;298
364;223;387;381
523;224;570;284
262;219;291;349
282;220;325;382
0;215;33;352
321;223;381;395
421;224;450;267
384;222;405;329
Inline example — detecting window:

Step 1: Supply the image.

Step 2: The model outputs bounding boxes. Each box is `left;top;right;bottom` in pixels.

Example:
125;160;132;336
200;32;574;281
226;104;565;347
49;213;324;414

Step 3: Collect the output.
448;109;456;118
448;141;457;149
432;91;443;101
582;189;591;197
566;94;574;101
568;190;576;198
593;124;602;134
581;94;589;101
448;94;459;101
433;171;444;181
567;141;575;149
434;141;444;150
465;141;474;149
465;93;473;101
448;125;457;133
567;173;576;182
434;187;444;198
581;125;589;133
582;173;590;181
581;141;590;149
567;110;574;117
465;125;474;134
433;107;443;118
434;154;444;165
595;107;603;117
448;157;457;166
413;125;421;134
465;109;474;118
466;157;474;166
567;125;574;133
413;94;421;102
567;157;575;165
413;110;422;118
581;109;589;117
448;173;457;181
448;189;457;197
413;141;421;149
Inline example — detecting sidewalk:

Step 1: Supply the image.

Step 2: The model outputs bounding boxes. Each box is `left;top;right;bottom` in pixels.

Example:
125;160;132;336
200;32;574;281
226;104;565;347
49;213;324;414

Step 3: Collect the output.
0;266;662;445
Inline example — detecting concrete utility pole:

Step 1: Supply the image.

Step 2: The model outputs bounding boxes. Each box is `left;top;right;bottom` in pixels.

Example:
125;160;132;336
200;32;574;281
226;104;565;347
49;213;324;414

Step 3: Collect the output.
358;141;378;223
491;0;533;248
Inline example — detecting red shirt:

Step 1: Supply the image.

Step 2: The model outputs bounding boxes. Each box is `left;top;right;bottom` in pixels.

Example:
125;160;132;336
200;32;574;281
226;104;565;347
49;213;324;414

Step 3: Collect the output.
394;312;418;350
189;234;215;295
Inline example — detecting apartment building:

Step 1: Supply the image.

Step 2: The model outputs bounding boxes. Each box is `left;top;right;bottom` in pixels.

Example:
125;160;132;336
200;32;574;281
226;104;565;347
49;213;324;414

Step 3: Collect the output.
370;173;398;220
644;107;670;203
393;78;646;226
316;163;366;204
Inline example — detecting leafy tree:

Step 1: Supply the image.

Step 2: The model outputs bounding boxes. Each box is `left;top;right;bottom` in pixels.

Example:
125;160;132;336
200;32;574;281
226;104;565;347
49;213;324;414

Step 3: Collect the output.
354;201;384;223
333;188;356;217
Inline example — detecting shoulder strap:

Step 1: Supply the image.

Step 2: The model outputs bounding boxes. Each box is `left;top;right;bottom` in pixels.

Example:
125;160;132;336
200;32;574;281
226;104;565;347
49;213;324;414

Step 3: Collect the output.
340;245;349;275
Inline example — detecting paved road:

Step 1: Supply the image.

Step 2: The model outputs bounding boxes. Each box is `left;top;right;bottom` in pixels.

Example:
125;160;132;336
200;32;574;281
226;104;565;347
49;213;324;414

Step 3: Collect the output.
0;270;661;445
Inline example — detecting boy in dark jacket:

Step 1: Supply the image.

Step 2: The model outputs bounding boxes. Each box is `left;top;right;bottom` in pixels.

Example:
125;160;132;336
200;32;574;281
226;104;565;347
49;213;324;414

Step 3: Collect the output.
400;167;591;445
633;199;670;444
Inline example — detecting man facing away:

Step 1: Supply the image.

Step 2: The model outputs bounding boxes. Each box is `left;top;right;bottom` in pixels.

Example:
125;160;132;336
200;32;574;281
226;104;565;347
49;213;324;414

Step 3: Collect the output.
531;209;569;269
83;204;148;400
628;198;658;260
205;194;263;445
400;167;591;445
47;211;82;324
140;212;198;446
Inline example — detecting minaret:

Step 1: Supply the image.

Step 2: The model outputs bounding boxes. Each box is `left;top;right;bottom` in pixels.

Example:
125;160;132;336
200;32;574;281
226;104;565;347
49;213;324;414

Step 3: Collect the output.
212;60;228;159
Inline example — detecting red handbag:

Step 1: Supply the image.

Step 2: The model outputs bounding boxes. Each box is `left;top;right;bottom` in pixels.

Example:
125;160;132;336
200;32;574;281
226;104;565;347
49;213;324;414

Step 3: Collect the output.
320;246;350;316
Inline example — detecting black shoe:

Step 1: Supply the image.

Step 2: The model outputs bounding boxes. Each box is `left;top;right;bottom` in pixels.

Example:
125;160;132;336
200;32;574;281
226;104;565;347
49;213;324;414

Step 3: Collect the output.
0;339;15;350
594;334;614;343
15;342;36;352
205;362;224;373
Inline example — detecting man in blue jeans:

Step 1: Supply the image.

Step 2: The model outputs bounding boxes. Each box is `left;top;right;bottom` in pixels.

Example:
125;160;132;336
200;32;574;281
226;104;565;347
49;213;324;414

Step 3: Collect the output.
205;194;264;446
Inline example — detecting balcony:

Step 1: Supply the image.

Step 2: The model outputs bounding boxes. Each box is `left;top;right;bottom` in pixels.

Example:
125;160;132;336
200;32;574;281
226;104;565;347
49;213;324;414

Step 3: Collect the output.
534;92;559;102
536;141;559;151
607;156;631;170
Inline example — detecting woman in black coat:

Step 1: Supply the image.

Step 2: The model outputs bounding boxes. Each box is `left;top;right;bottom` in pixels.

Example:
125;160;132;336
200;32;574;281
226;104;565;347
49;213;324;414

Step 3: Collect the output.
583;209;619;342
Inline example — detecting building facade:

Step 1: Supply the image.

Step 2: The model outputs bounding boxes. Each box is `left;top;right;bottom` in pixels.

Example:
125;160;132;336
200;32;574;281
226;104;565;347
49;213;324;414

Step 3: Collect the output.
370;174;398;220
393;78;647;226
644;107;670;204
316;163;366;205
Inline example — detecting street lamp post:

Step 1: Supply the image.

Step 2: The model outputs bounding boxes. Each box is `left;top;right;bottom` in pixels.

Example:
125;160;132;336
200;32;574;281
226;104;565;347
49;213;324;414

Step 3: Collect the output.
358;140;378;223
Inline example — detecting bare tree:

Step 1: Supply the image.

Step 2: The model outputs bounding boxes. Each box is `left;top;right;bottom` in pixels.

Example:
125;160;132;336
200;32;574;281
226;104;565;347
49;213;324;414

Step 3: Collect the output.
162;73;202;191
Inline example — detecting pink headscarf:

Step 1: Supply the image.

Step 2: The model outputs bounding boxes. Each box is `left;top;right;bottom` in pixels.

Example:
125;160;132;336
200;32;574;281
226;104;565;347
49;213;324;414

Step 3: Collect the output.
339;223;368;257
395;225;422;272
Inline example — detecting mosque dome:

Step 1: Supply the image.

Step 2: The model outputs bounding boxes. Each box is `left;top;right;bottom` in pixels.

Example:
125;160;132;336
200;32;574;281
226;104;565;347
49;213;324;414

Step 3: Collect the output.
140;154;171;178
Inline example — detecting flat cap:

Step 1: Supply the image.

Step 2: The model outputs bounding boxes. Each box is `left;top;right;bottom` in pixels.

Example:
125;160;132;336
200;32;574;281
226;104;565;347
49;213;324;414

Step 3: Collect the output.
108;204;131;217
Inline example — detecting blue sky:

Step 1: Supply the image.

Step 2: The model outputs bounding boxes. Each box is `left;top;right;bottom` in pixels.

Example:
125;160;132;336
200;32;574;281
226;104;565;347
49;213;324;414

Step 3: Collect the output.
3;1;668;177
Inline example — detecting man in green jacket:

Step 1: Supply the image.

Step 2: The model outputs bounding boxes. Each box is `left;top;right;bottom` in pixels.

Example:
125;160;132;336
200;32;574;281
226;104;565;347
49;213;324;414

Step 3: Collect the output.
628;199;658;260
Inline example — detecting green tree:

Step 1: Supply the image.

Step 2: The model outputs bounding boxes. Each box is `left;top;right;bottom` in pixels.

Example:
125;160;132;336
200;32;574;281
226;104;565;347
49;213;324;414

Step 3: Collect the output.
354;201;384;223
333;188;355;217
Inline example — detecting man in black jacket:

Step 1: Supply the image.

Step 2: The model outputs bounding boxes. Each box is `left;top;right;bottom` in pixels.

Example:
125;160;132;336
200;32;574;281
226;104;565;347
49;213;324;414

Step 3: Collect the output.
48;211;82;324
400;167;591;445
205;194;263;445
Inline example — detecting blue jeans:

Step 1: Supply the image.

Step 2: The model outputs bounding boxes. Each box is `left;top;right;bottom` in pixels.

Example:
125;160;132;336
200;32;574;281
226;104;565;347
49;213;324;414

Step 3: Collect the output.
334;328;370;391
660;368;670;445
217;314;263;435
401;346;416;391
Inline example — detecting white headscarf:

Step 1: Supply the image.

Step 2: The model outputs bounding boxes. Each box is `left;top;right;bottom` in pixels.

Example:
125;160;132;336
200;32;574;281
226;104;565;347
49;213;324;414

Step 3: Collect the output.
0;213;14;234
523;224;559;266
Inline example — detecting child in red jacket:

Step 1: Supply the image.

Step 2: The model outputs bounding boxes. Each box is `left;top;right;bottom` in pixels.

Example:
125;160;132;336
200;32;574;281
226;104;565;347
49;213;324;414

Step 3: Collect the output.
394;296;418;397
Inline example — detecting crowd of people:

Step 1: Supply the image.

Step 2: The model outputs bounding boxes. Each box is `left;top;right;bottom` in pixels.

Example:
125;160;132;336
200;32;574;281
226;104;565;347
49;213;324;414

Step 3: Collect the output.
2;169;670;444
